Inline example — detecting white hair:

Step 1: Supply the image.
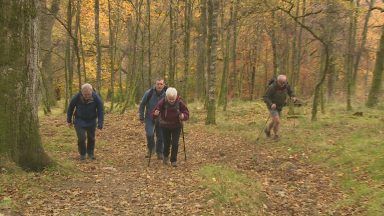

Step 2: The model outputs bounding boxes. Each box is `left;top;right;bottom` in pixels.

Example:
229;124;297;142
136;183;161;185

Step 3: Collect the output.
81;83;93;93
277;75;287;82
166;87;177;98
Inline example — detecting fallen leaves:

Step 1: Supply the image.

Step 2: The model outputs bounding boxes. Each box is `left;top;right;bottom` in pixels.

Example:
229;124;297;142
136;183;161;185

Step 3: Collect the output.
0;110;353;215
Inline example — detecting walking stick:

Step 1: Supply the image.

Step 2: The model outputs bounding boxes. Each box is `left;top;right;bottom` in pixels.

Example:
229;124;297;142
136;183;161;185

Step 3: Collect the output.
181;122;187;161
256;115;271;142
147;122;156;167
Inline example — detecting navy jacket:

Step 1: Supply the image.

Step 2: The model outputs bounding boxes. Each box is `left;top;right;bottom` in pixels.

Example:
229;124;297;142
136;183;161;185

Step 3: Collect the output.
67;92;104;128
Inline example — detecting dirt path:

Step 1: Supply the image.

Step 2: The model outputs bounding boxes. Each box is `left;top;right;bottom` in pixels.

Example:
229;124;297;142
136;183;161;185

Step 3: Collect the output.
10;112;347;215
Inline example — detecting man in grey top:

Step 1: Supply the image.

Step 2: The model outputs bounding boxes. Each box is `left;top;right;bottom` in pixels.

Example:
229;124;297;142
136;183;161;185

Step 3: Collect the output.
138;78;166;159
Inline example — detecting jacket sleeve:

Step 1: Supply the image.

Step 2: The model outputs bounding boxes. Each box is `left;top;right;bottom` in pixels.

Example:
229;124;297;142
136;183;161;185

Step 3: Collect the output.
138;90;150;121
287;84;295;98
66;93;79;123
151;99;164;119
94;93;104;129
263;85;274;108
179;100;190;121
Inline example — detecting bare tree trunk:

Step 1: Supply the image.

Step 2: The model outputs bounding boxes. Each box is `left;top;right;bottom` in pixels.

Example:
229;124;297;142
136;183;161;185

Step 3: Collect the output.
39;0;61;113
168;0;176;87
182;0;192;101
345;0;357;111
147;0;152;87
74;0;82;91
267;11;279;77
64;0;73;112
206;0;218;125
353;0;374;90
79;18;87;83
196;0;207;101
366;25;384;107
95;0;102;94
324;0;337;103
218;0;231;109
121;0;143;113
227;0;239;98
108;0;115;111
294;0;305;92
0;0;52;171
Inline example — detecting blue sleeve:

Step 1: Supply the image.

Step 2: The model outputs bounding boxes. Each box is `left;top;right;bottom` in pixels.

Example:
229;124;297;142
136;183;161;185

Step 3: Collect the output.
94;93;104;128
138;90;150;120
67;93;79;123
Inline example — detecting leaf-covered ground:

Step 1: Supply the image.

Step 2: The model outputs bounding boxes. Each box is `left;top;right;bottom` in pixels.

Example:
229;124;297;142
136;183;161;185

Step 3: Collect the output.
1;106;364;215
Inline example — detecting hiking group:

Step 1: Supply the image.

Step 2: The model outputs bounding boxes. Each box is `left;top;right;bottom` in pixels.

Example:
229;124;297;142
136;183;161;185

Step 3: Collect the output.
66;75;295;165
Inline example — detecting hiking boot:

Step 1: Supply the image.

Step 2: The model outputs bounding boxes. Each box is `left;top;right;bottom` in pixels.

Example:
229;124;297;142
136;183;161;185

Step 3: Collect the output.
171;162;177;167
163;157;169;165
273;134;280;141
80;155;86;160
264;128;271;138
157;153;164;160
88;154;96;160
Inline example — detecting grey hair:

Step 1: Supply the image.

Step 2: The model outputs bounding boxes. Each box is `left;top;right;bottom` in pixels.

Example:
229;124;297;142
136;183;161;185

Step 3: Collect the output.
277;75;287;82
166;87;177;98
81;83;93;93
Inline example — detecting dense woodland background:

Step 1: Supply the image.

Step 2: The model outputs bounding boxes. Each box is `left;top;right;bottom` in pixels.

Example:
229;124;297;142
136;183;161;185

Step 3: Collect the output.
1;1;384;214
1;0;384;169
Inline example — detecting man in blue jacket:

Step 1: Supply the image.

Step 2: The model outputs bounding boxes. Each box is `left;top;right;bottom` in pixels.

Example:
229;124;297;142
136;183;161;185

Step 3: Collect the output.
67;83;104;160
139;78;166;160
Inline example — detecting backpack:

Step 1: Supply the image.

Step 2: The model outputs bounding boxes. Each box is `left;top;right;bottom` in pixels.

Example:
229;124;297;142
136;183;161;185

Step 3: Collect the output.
267;77;277;86
145;86;168;105
267;77;289;88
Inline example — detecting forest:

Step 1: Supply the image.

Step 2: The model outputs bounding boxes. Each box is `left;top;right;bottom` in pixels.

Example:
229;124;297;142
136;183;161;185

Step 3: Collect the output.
1;0;384;215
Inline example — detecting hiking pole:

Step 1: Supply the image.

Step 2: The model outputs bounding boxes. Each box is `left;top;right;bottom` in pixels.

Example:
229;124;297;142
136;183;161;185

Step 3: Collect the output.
255;115;271;142
147;122;156;167
181;122;187;161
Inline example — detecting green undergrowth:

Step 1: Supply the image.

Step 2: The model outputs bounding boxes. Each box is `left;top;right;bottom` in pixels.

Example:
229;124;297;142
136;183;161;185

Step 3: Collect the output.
199;164;263;214
191;100;384;215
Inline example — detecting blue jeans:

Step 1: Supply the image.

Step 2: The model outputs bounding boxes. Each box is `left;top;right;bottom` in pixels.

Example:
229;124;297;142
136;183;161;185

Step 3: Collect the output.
75;125;96;156
145;118;163;154
162;127;181;162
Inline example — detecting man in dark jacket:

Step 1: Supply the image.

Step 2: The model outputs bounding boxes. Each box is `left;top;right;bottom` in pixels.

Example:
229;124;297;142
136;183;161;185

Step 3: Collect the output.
67;83;104;160
139;78;166;160
263;75;296;140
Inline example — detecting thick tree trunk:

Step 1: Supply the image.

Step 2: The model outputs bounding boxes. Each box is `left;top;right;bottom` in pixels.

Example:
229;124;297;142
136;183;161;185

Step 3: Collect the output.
206;0;218;125
366;25;384;107
0;0;52;171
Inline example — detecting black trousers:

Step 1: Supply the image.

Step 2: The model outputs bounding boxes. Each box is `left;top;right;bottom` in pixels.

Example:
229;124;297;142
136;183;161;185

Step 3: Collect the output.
162;127;181;163
75;125;96;156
